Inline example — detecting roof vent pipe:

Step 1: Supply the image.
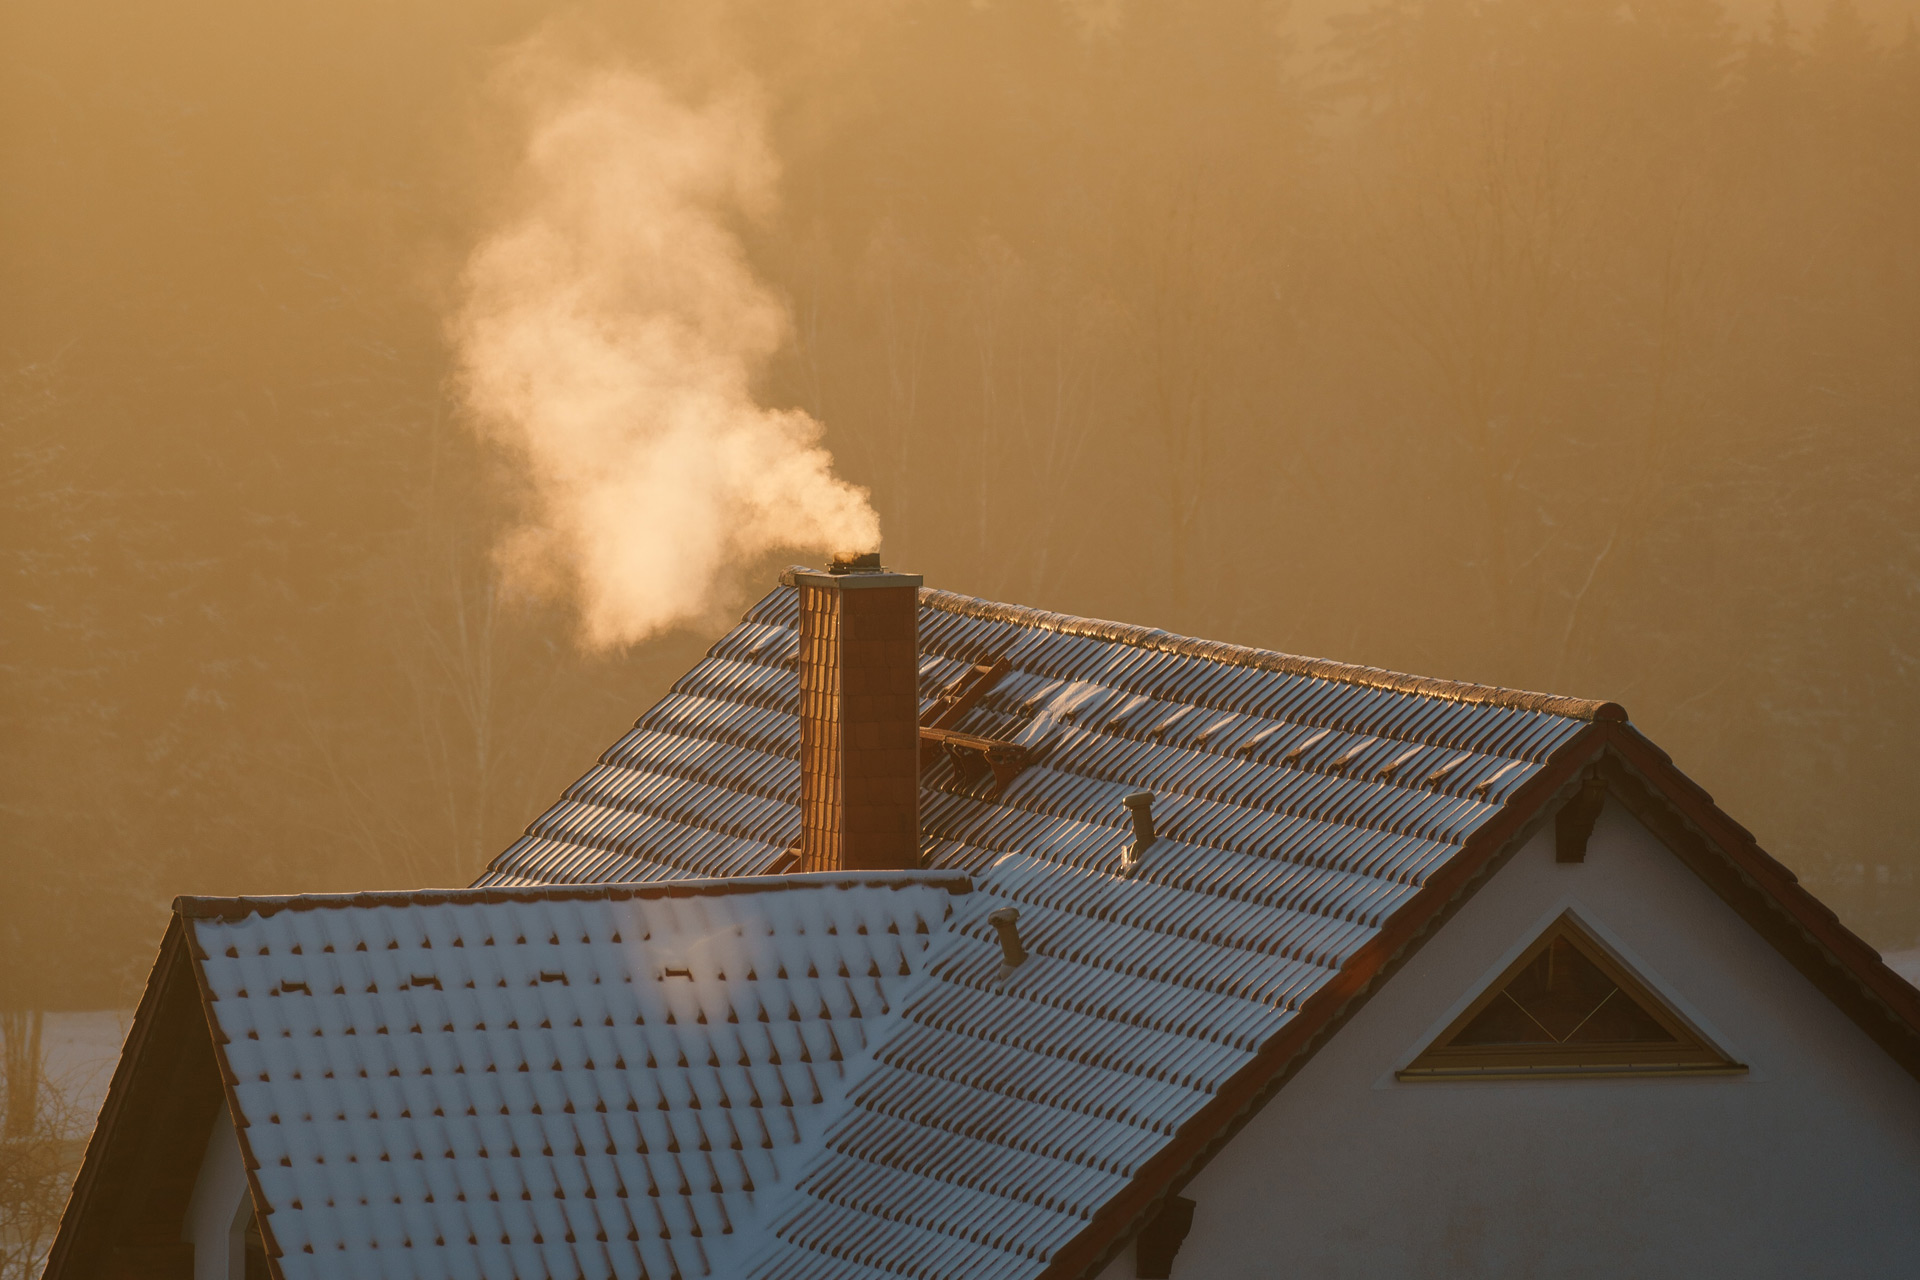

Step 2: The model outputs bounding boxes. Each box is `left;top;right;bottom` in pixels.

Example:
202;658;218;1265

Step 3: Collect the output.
986;907;1026;979
1122;791;1157;871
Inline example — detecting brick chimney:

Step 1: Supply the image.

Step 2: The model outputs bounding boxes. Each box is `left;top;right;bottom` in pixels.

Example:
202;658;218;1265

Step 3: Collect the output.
788;554;923;872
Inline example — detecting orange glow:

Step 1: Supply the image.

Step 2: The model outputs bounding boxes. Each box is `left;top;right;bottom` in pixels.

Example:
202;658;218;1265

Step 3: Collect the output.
2;0;1917;1023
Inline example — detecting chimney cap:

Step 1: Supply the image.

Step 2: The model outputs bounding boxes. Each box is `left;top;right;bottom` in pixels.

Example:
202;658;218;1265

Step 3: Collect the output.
1122;790;1157;873
784;561;924;591
986;906;1027;977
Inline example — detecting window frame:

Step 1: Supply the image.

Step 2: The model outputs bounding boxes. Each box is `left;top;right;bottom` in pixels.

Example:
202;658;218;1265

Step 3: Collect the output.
1396;911;1746;1081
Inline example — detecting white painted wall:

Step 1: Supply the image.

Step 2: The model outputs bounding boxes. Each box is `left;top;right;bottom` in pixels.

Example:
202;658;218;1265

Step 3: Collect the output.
182;1104;252;1280
1100;802;1920;1279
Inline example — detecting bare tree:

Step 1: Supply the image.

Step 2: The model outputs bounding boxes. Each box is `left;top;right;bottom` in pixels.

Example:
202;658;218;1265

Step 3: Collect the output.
1;1012;40;1143
1351;94;1593;668
291;410;582;891
1142;173;1226;623
859;220;932;553
1;1011;85;1280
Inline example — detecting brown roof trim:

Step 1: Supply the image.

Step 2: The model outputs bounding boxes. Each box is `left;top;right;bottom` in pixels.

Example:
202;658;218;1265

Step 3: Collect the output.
173;868;974;922
42;919;193;1280
180;916;288;1268
43;919;231;1279
1603;725;1920;1071
919;587;1628;723
1039;720;1612;1280
1045;719;1920;1279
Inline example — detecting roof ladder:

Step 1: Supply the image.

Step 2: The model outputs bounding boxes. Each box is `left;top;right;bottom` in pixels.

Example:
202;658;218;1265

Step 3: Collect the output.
919;655;1034;794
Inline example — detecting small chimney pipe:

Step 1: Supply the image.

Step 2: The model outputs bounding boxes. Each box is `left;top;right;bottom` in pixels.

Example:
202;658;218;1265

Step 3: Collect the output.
1122;790;1157;870
987;906;1026;976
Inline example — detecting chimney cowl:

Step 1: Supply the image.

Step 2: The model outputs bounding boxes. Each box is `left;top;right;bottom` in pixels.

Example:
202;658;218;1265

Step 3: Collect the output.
1121;790;1157;871
784;559;923;591
987;906;1026;978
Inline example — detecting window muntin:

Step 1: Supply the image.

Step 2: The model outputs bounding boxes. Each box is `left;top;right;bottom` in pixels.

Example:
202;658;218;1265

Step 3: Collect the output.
1398;913;1744;1079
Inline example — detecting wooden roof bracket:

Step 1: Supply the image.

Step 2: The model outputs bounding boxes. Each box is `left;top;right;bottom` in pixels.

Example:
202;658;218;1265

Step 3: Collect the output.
1555;768;1607;862
917;653;1033;794
1135;1195;1197;1278
923;654;1011;730
921;725;1034;794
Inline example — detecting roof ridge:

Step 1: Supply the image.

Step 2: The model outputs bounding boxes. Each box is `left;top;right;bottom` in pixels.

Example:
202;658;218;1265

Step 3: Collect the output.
173;869;972;921
918;586;1627;723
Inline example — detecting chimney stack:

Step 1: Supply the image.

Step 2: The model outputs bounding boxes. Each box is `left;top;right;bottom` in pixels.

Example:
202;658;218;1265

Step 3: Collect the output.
789;553;924;872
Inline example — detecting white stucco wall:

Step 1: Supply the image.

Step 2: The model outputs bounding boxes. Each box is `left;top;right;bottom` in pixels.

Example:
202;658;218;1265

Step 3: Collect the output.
1099;801;1920;1279
183;1104;252;1280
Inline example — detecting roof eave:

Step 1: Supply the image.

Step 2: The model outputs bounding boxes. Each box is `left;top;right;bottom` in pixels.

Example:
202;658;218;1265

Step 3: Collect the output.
1602;725;1920;1077
176;913;291;1269
1041;719;1614;1280
43;916;197;1280
175;867;974;922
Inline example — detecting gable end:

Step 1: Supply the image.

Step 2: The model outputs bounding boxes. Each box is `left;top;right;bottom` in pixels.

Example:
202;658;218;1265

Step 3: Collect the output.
1048;720;1920;1279
1042;720;1614;1278
1601;731;1920;1082
43;919;229;1280
1397;909;1744;1079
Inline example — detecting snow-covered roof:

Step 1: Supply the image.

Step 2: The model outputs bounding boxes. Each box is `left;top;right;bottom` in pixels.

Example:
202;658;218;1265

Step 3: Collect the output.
482;583;1615;891
52;585;1920;1280
178;873;964;1277
460;583;1920;1278
474;584;1618;1276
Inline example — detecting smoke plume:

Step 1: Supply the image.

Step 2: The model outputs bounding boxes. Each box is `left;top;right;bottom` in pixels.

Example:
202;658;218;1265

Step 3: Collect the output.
453;60;879;649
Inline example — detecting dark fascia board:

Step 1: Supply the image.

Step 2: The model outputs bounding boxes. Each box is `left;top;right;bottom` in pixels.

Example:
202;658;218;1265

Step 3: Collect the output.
42;917;191;1280
1601;725;1920;1078
1041;720;1611;1279
1046;719;1920;1280
48;911;289;1278
178;914;287;1270
174;868;974;923
919;588;1628;724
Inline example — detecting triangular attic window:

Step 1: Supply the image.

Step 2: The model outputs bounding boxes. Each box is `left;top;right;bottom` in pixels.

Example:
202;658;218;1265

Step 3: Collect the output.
1398;913;1744;1079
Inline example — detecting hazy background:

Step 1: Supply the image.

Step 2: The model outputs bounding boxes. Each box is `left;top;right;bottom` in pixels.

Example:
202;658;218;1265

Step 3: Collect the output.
3;0;1917;1021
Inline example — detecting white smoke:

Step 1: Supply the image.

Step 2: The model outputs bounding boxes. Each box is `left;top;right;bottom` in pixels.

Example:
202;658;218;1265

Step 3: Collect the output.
452;59;879;649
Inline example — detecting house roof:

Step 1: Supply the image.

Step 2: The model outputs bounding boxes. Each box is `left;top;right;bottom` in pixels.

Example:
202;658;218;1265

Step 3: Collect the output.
71;873;967;1280
54;583;1920;1280
484;582;1620;892
471;583;1630;1277
473;582;1920;1280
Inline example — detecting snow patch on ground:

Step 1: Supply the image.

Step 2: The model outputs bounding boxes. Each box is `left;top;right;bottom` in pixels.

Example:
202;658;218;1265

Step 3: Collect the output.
34;1010;133;1135
1880;949;1920;989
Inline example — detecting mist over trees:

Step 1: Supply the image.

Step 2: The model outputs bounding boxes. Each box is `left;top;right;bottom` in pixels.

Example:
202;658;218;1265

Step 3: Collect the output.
3;0;1917;1010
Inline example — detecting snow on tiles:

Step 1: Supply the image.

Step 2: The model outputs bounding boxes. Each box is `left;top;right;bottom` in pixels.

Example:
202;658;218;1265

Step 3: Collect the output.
184;873;964;1278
